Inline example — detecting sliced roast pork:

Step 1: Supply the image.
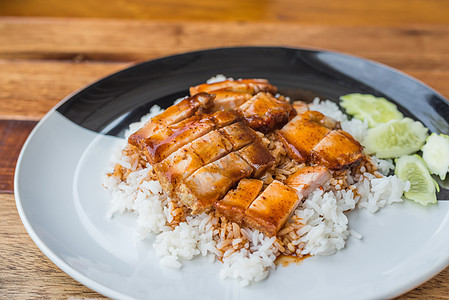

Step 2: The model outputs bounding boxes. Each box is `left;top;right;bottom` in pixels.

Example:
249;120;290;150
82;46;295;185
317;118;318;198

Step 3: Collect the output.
189;78;277;96
278;110;361;170
244;180;299;237
285;166;332;198
214;179;264;224
278;111;332;163
143;110;241;164
238;92;296;133
176;152;253;213
311;130;363;170
128;92;214;149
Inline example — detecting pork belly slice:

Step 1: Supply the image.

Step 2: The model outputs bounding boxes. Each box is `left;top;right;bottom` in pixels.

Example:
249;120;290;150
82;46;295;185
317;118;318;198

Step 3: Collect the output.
244;180;299;237
285;166;331;198
143;110;241;164
278;112;332;163
154;130;233;194
190;78;277;96
176;152;253;213
128;92;214;149
311;130;363;170
237;140;275;178
210;90;253;112
210;109;243;127
301;110;339;130
218;121;258;150
238;92;296;133
214;179;263;224
292;100;309;115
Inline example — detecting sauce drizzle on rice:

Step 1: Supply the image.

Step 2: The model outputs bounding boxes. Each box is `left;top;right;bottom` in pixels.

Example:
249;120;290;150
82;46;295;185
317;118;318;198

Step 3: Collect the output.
102;77;409;286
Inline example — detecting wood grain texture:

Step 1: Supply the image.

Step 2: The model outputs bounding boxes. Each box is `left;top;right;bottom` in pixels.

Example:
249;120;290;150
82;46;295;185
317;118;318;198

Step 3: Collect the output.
0;121;36;193
0;60;130;120
0;18;448;119
2;18;449;61
1;0;449;26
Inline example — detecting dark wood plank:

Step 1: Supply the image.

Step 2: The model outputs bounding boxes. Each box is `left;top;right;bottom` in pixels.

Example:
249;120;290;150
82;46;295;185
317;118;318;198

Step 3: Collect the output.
1;18;449;63
0;120;37;193
1;0;449;26
0;60;130;120
0;19;448;120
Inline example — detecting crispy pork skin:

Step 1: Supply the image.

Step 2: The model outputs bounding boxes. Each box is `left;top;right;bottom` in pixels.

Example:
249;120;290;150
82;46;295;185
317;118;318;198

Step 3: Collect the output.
244;180;299;237
143;117;214;164
311;130;363;170
214;179;263;224
154;130;233;194
143;110;241;164
153;118;269;208
210;90;253;112
237;140;275;178
190;79;277;96
300;110;338;130
278;113;331;163
176;152;253;213
218;121;258;150
292;101;309;115
126;77;367;236
285;166;331;198
128;92;214;149
238;92;296;133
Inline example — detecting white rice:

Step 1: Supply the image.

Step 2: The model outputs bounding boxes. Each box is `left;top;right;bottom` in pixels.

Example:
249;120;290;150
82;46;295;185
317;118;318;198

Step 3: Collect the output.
102;94;410;286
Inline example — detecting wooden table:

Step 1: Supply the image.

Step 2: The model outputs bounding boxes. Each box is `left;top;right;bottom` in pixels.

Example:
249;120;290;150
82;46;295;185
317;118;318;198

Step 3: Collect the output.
1;1;449;298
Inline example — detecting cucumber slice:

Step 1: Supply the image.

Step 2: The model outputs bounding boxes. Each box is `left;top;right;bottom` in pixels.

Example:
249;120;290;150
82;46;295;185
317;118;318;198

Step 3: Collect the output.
421;133;449;180
339;93;403;127
395;154;438;206
362;118;428;158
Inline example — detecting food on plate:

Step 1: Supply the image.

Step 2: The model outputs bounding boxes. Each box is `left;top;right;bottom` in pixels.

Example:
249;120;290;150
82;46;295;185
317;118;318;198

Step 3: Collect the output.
339;93;404;127
104;77;424;286
362;118;428;158
128;92;214;149
395;154;439;205
421;133;449;180
278;110;363;170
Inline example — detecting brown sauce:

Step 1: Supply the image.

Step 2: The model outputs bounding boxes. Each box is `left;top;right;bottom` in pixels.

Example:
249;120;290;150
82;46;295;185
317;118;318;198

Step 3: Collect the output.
275;254;309;267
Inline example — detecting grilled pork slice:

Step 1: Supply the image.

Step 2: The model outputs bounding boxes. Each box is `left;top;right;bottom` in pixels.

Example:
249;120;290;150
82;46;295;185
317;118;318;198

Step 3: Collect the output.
311;130;363;170
218;121;258;150
285;166;331;198
278;112;332;163
244;180;299;237
237;140;275;177
292;101;309;115
214;179;263;224
154;119;262;197
128;92;214;149
238;92;296;133
210;90;253;112
301;110;339;130
143;110;241;164
154;130;233;194
190;78;277;96
143;117;214;164
176;152;253;213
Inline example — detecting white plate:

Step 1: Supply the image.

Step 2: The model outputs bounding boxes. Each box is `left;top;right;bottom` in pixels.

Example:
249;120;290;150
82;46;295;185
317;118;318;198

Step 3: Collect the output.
15;47;449;299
